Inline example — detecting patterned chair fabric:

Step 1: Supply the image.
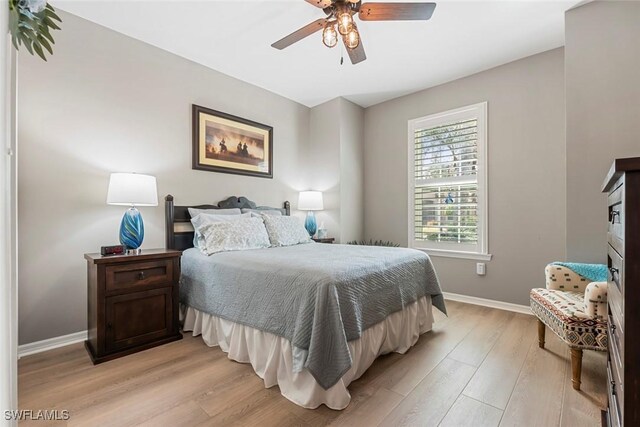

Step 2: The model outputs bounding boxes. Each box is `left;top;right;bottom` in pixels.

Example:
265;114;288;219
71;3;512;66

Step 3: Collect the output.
544;264;590;293
530;287;607;352
583;282;608;319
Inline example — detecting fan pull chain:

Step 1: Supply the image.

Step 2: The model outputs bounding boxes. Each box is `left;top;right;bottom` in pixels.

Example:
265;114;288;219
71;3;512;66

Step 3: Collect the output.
340;42;344;65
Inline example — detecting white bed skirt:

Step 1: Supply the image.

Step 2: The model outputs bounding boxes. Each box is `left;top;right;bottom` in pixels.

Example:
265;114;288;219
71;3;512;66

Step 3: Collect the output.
181;296;434;410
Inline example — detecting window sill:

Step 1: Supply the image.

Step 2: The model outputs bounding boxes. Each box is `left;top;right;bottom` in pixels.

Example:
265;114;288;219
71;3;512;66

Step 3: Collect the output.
415;248;493;261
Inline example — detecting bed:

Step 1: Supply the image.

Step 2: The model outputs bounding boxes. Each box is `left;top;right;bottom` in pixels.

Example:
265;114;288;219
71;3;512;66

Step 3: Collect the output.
165;195;446;409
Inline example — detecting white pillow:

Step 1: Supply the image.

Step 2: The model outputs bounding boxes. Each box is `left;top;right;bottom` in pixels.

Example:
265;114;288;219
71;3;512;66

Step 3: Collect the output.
188;207;241;217
262;215;312;247
200;217;270;255
191;212;251;250
241;208;283;217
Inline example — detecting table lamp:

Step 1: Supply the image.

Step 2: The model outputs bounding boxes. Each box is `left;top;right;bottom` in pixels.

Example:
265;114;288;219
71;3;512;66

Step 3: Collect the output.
298;191;324;237
107;173;158;253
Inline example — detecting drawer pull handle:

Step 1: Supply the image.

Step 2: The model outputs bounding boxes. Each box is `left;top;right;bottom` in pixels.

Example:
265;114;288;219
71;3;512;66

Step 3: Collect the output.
609;210;620;223
609;267;619;277
138;271;146;280
611;323;616;333
107;322;113;329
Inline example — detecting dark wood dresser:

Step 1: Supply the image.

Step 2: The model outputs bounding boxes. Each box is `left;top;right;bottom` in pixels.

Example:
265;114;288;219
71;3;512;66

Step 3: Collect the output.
84;249;182;364
602;157;640;427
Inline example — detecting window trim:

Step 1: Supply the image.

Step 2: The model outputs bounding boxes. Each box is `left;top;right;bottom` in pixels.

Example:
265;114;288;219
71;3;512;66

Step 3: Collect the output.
407;102;490;260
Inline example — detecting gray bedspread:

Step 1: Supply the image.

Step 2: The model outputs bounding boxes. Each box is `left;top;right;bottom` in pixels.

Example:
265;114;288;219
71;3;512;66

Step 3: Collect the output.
180;243;445;389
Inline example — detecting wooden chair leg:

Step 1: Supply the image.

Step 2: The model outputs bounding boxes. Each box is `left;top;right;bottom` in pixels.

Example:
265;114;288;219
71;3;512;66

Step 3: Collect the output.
571;348;583;391
537;319;546;349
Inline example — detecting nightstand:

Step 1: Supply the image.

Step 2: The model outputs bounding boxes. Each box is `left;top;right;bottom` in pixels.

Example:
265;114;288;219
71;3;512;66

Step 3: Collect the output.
84;249;182;364
312;237;335;244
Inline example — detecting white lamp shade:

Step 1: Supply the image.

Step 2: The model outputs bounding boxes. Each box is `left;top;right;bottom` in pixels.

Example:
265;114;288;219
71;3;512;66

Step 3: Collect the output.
298;191;324;211
107;173;158;206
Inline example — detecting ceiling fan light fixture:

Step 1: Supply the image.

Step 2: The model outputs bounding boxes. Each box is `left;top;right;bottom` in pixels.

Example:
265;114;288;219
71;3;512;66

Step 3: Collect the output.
337;9;353;35
345;28;360;50
322;24;338;48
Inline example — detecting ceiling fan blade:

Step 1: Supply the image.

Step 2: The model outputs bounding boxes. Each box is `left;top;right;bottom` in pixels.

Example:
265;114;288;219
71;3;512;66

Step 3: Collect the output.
272;18;329;50
343;34;367;65
359;2;436;21
304;0;333;8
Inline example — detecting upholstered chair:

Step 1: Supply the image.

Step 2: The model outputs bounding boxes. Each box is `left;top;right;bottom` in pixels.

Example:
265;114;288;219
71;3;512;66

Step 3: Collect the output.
530;264;608;390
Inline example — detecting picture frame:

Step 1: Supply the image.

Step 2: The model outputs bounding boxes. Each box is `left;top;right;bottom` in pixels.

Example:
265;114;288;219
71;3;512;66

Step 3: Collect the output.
192;104;273;179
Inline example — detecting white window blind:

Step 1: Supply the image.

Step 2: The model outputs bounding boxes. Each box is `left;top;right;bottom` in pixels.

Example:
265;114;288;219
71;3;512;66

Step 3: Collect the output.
408;103;488;257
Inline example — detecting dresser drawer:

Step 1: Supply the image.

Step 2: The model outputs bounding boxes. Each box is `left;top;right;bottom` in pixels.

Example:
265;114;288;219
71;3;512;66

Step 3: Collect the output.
607;245;624;321
608;361;622;427
608;182;624;255
105;259;174;292
608;313;624;400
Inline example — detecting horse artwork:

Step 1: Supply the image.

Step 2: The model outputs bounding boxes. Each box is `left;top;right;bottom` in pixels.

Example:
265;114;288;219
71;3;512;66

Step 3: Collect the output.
192;104;273;178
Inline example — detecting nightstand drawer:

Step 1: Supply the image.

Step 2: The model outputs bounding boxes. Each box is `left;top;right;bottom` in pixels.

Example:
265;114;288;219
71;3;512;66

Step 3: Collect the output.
106;259;174;292
105;288;174;352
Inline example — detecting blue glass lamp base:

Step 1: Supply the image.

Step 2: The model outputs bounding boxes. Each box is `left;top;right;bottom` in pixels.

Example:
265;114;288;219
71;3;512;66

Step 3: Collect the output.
119;207;145;250
304;211;317;237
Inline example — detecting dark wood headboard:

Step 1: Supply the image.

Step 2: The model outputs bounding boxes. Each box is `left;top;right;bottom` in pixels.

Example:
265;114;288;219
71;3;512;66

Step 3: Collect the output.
165;195;291;251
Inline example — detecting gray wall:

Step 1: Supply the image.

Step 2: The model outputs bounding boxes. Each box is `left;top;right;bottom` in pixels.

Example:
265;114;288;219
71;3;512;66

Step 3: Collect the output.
339;99;365;243
565;1;640;262
307;99;341;240
307;97;365;243
18;12;313;344
364;48;566;305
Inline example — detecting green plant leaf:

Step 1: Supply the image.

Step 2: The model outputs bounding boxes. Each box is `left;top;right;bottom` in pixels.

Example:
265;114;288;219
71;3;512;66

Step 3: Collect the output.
18;21;35;31
11;35;20;51
39;26;55;44
32;42;47;61
18;8;35;20
44;8;62;22
18;34;34;54
37;35;53;54
9;8;19;33
43;16;60;31
10;1;61;61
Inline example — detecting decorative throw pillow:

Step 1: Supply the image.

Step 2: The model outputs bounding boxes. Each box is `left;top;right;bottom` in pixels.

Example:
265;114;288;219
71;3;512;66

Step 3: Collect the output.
200;217;271;255
191;212;250;250
262;215;312;247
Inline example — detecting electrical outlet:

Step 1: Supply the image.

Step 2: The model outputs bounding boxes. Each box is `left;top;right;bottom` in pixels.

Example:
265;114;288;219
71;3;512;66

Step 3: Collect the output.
476;262;486;276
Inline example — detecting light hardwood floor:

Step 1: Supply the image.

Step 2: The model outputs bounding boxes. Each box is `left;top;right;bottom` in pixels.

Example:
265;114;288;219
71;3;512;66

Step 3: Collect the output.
18;301;607;427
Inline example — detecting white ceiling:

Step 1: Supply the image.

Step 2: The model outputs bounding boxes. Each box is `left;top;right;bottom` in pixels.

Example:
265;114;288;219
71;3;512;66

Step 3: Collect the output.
53;0;578;108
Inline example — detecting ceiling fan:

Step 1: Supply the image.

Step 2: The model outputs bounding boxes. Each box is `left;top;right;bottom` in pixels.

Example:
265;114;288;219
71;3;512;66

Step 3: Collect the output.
271;1;437;65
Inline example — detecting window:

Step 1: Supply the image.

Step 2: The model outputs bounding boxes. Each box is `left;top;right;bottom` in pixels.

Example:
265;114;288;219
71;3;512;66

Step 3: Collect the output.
408;102;490;260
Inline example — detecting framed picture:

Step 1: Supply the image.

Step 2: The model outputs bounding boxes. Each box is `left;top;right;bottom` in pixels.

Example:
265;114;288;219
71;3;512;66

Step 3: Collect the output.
192;104;273;179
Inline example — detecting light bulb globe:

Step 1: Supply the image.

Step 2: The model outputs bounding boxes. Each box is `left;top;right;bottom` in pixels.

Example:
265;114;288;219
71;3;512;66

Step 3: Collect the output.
345;28;360;50
322;24;338;48
337;11;353;35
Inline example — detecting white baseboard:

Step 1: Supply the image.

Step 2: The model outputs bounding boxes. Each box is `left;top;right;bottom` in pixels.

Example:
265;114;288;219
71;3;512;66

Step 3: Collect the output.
17;294;529;357
18;330;87;358
443;292;532;315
